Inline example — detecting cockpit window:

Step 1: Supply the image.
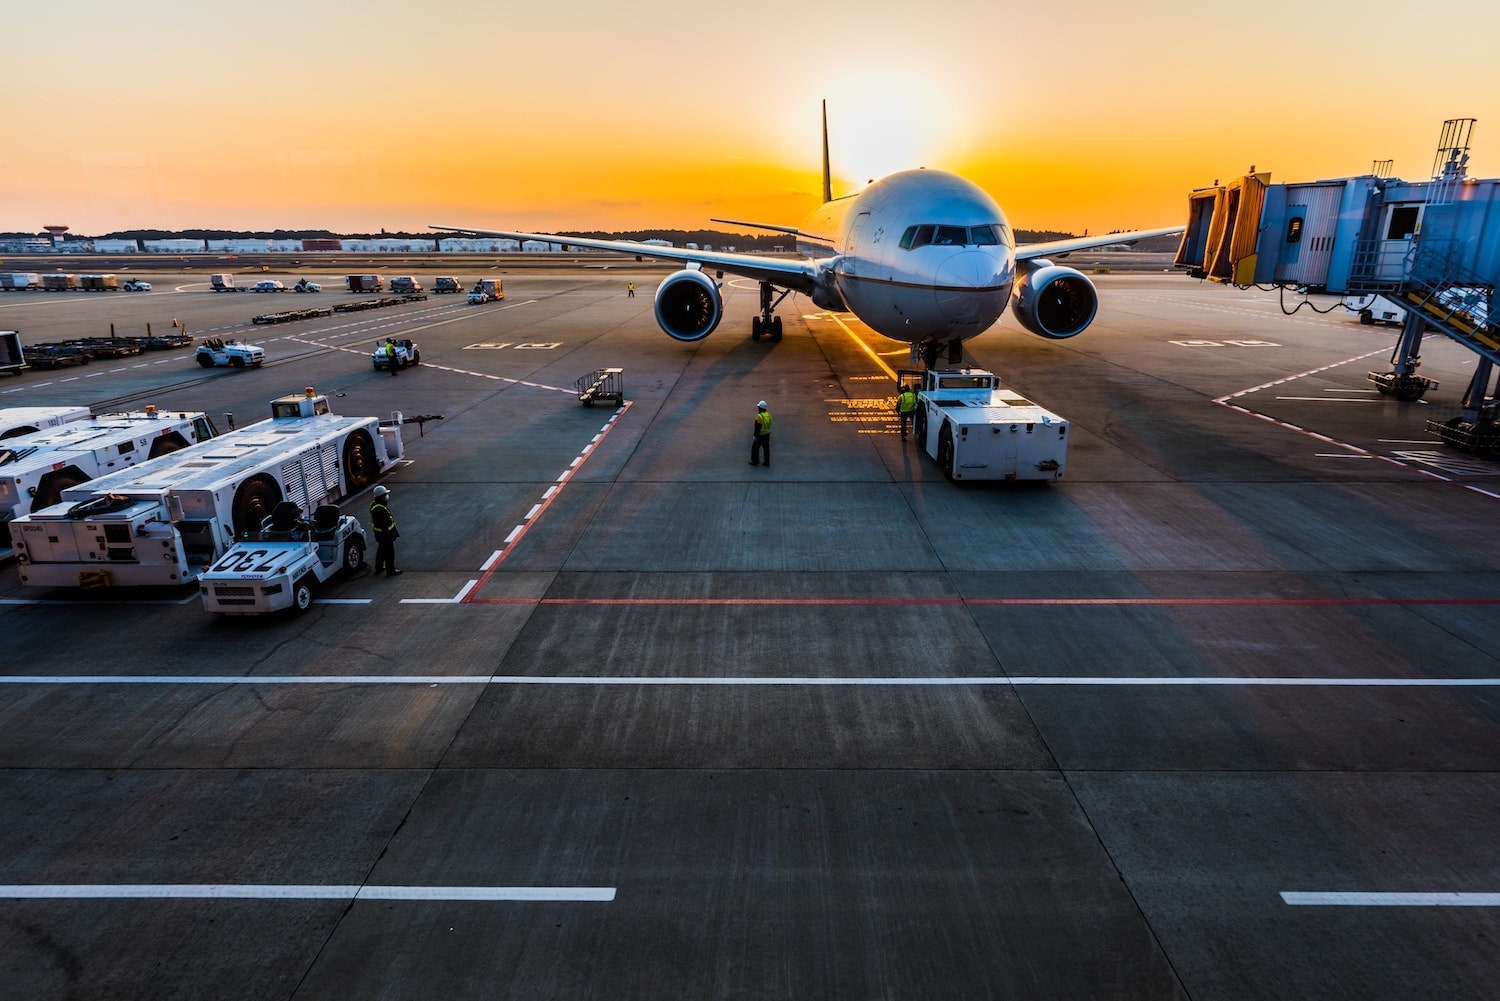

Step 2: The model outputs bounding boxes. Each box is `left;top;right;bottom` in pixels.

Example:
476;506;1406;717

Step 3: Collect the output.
900;223;1013;250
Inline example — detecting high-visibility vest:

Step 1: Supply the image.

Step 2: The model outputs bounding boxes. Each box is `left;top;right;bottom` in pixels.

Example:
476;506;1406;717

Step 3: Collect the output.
370;500;395;533
897;390;917;414
755;411;772;435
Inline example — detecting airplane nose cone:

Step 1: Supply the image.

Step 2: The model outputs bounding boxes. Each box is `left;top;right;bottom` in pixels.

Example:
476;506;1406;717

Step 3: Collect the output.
936;250;1010;322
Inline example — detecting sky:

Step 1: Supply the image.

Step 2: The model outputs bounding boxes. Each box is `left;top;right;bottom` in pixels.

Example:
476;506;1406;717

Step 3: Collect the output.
4;0;1499;238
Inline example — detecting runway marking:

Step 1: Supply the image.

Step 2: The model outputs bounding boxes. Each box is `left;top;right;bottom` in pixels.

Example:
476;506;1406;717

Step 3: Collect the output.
282;327;573;394
5;675;1500;687
461;403;631;598
816;312;900;382
0;884;615;902
399;580;478;604
1282;892;1500;907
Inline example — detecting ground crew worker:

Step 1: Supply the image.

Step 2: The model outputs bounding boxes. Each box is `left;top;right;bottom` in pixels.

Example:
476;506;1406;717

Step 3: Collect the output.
385;339;399;376
369;484;400;576
750;400;772;467
627;282;635;298
895;384;918;441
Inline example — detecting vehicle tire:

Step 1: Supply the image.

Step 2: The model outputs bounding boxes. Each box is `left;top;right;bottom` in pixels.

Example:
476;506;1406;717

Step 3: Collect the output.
771;316;783;341
343;538;365;573
33;468;86;510
914;407;927;444
1394;383;1428;403
231;475;281;536
230;356;245;368
292;576;314;614
412;350;420;365
751;316;763;341
1359;309;1374;325
147;431;189;458
937;424;956;481
342;430;377;490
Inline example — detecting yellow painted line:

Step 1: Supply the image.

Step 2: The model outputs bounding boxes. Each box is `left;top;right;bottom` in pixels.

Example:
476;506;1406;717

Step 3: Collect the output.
818;312;900;382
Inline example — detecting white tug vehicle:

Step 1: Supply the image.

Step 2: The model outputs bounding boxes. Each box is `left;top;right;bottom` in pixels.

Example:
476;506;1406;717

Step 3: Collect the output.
902;367;1069;482
195;337;265;369
199;500;367;614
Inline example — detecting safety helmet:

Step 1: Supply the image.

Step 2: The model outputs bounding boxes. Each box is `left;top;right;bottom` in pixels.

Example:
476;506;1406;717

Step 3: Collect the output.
757;400;767;409
373;485;390;497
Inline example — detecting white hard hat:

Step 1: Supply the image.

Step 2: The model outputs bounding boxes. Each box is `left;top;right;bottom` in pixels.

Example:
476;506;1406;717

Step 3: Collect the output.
757;400;767;409
373;485;390;497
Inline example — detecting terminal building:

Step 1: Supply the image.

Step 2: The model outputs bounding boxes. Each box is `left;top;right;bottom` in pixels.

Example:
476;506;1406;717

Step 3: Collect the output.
1177;119;1500;455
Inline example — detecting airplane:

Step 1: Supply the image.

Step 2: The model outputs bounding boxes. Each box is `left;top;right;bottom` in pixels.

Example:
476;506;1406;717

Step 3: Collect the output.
435;102;1182;368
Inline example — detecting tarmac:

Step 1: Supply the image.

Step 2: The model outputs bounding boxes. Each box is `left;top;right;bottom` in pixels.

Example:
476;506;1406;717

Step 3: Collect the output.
2;256;1500;999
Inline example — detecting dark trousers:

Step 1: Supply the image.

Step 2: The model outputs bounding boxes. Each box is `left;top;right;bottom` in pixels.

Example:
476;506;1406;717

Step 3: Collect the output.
374;533;396;573
751;434;770;466
898;411;913;438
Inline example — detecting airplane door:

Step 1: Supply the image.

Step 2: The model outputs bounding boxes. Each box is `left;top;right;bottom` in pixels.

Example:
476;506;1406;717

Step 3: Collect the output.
845;213;873;277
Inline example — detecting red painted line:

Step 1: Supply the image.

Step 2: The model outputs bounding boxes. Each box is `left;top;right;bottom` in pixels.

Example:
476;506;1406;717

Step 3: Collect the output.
462;596;1500;607
463;402;631;602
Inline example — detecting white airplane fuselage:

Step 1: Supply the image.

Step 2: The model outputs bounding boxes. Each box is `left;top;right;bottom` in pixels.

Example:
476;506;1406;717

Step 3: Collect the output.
795;168;1017;343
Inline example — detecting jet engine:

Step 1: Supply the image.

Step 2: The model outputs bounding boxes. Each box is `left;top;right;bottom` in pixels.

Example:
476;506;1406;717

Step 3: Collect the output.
653;269;723;342
1009;263;1098;340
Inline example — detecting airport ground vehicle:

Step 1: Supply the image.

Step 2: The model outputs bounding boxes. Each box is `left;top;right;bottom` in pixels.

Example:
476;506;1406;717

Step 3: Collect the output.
0;273;42;291
372;338;420;371
42;274;80;291
1344;293;1406;326
251;280;285;292
902;367;1069;482
433;276;462;293
80;274;119;292
390;276;423;293
0;408;216;524
0;405;91;439
470;278;505;301
10;389;403;588
195;338;265;368
199;501;366;614
467;290;490;304
26;346;90;369
210;274;243;292
1;331;28;376
345;274;383;292
122;279;152;292
293;278;321;293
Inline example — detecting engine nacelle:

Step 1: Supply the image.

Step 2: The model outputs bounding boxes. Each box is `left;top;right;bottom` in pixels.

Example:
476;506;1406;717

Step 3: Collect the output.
653;269;723;342
1009;264;1098;340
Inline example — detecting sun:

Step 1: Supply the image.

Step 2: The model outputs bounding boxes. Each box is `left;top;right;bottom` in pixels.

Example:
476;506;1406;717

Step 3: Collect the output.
818;71;965;192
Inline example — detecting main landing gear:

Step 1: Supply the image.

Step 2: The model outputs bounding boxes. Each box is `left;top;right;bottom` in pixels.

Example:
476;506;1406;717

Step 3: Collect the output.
913;337;966;370
750;281;789;342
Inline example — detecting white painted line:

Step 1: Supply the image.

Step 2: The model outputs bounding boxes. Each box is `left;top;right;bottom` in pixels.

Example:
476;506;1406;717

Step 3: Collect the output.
0;884;615;902
543;486;556;499
6;675;1500;687
481;550;503;571
569;457;582;468
525;504;542;520
503;526;522;544
454;579;478;602
1282;892;1500;907
313;598;373;604
1314;453;1373;459
1273;397;1389;403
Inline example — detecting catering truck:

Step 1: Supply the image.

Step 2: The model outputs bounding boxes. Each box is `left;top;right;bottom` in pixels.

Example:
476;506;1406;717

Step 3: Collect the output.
0;408;216;525
0;404;92;438
902;368;1069;482
9;389;403;588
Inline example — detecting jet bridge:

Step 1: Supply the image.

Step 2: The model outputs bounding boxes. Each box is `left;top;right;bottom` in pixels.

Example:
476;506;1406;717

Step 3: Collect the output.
1177;120;1500;454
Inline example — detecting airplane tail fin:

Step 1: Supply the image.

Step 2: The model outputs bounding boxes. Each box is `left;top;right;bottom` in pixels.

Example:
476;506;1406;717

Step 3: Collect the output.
821;100;833;204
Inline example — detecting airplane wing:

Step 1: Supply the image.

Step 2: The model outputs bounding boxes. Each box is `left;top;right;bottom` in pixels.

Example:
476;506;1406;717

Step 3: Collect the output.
431;225;823;294
1016;226;1183;261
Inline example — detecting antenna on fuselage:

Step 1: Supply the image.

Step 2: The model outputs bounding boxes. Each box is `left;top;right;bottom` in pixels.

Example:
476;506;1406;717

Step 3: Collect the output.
821;99;833;204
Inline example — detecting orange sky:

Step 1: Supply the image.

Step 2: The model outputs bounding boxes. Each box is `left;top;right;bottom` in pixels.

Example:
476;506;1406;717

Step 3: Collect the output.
4;0;1498;237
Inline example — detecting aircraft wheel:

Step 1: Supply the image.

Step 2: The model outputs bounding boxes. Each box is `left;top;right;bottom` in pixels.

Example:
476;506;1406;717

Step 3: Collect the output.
292;576;314;614
938;424;956;481
343;538;365;573
751;316;763;341
771;316;783;342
